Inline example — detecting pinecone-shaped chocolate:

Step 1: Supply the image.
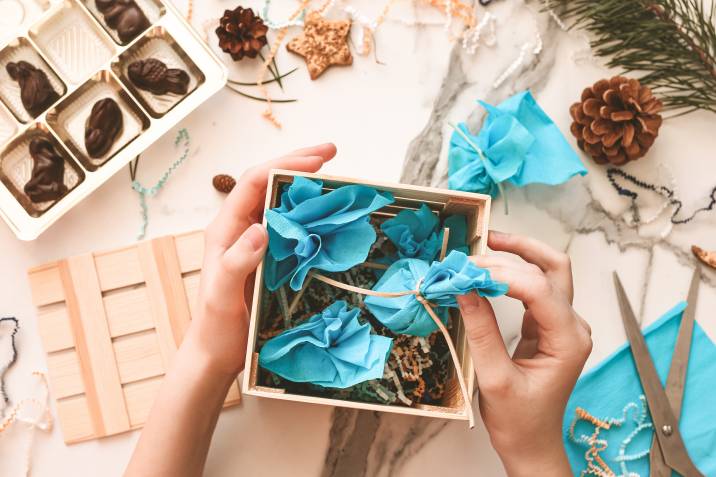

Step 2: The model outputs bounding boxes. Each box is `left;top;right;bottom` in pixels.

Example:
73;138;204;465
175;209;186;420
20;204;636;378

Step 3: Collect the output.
570;76;663;166
215;7;268;61
213;174;236;194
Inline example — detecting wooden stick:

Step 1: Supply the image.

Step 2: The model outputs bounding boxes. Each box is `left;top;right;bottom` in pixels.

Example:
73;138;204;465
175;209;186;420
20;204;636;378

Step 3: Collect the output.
277;286;291;329
287;274;313;317
360;262;390;270
439;228;451;261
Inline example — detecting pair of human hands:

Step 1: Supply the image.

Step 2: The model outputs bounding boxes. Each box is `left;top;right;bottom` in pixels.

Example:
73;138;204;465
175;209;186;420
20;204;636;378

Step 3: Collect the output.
185;144;591;476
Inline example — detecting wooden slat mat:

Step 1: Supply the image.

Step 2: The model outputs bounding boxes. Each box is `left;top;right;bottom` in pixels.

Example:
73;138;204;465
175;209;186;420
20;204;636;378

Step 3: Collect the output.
27;231;241;444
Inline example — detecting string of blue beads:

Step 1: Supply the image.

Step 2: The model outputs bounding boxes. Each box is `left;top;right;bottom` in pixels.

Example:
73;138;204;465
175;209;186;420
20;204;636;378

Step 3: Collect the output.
131;128;191;240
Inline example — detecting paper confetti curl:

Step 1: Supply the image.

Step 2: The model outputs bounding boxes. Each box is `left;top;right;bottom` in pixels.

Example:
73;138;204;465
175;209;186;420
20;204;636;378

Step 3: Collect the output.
264;177;394;291
380;204;468;263
448;90;587;196
259;301;393;388
365;250;508;337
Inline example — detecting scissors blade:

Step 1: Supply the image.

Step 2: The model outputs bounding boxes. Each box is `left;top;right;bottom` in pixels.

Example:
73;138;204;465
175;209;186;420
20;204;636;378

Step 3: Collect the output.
650;267;702;477
613;272;704;477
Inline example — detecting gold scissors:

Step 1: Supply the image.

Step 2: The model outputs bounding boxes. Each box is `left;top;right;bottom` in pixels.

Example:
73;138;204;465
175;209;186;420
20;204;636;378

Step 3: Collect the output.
613;269;704;477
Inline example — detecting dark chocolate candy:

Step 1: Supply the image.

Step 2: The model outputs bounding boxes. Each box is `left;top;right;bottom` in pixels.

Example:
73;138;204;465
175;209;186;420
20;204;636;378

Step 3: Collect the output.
24;137;67;203
127;58;190;96
84;97;123;158
95;0;150;43
6;61;60;117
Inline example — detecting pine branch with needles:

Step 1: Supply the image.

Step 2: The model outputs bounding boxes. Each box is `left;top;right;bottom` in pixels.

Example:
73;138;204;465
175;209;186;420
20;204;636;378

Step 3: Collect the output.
546;0;716;116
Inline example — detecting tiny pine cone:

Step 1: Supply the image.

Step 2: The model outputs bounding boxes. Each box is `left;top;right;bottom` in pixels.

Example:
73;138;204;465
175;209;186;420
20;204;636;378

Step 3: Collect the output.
213;174;236;194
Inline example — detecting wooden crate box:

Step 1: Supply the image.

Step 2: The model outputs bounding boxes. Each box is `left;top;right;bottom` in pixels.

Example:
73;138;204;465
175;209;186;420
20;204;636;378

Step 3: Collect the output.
243;170;492;422
27;231;241;444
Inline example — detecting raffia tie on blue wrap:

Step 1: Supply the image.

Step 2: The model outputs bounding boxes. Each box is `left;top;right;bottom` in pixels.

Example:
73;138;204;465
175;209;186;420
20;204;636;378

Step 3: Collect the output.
448;90;587;196
364;250;508;336
264;177;394;291
380;204;470;263
258;301;393;388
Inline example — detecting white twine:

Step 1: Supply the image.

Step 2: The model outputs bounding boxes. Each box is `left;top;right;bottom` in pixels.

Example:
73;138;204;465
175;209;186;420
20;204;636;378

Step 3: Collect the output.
462;11;496;54
256;0;494;54
0;373;52;477
492;29;543;89
548;8;568;31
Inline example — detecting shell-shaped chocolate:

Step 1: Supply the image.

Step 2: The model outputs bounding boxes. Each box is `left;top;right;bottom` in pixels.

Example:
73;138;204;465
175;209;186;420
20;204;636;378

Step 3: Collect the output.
6;61;60;117
163;68;190;95
24;137;67;203
85;98;124;158
128;58;189;96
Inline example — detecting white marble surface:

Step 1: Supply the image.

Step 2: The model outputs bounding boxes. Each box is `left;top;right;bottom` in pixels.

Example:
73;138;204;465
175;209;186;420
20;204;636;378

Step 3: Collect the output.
1;0;716;476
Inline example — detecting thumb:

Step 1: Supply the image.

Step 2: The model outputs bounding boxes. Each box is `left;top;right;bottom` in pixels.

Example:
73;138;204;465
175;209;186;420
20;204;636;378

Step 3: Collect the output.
458;292;512;378
222;223;269;283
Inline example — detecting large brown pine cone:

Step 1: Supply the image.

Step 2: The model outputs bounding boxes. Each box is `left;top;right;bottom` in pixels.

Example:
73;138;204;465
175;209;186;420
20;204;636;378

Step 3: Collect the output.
215;7;268;61
570;76;663;166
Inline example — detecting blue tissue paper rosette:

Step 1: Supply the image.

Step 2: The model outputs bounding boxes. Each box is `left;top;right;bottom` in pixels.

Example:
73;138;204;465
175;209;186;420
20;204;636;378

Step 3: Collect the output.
448;90;587;196
364;250;508;336
380;204;469;263
258;301;393;388
264;177;394;291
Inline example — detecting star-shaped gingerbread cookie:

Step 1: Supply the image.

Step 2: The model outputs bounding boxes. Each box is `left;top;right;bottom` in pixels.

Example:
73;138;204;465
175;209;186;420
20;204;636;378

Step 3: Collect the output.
287;12;353;80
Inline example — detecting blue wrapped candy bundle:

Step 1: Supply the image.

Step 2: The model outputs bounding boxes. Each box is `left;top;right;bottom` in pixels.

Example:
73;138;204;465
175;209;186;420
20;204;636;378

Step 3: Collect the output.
448;90;587;196
365;250;508;336
264;177;394;291
380;204;469;263
258;301;393;388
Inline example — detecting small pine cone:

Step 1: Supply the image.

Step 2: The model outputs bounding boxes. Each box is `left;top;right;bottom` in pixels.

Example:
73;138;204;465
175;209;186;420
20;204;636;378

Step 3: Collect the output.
215;7;268;61
213;174;236;194
569;76;663;166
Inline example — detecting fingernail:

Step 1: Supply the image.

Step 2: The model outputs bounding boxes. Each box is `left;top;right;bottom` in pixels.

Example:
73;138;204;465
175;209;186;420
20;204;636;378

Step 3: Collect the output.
489;230;506;239
243;223;267;251
457;293;480;313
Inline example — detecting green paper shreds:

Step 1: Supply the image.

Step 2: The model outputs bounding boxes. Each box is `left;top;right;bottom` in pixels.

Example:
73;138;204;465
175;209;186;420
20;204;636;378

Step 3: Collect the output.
546;0;716;115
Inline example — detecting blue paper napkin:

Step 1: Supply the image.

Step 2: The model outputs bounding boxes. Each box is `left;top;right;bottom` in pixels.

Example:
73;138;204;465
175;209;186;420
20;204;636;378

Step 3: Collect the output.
448;90;587;195
364;250;508;336
264;177;394;291
380;204;469;263
258;301;393;388
563;302;716;476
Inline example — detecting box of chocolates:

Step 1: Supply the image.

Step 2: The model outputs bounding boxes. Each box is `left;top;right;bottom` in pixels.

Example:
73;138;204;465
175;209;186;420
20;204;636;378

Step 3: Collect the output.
0;0;226;240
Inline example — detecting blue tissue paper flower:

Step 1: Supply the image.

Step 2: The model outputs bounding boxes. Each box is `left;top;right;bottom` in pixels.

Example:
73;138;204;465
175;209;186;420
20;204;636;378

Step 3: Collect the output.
258;301;393;388
264;177;394;291
364;250;508;336
448;90;587;196
380;205;469;263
